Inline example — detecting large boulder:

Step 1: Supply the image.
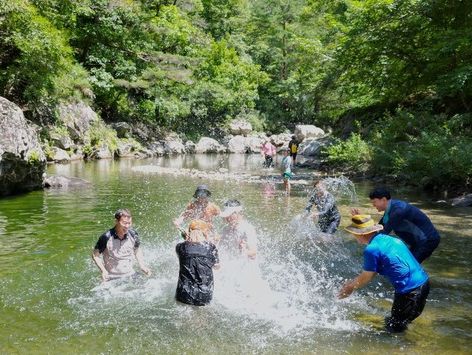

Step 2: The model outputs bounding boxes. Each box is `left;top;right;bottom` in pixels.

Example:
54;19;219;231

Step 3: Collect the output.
43;174;91;189
163;136;185;154
195;137;226;153
89;145;112;159
298;136;334;156
0;97;46;196
451;194;472;207
111;122;132;138
185;141;196;154
227;135;247;153
229;119;252;136
245;136;264;153
57;101;99;143
294;125;325;141
50;147;71;163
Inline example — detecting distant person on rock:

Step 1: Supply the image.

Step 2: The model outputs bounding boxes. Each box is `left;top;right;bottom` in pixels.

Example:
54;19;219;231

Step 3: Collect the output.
175;220;220;306
339;215;430;333
92;209;151;282
261;138;276;168
288;135;300;166
351;187;440;263
305;180;341;234
174;185;220;243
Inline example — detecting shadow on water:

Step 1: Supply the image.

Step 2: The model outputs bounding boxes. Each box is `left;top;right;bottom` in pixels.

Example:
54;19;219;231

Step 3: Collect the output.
0;156;471;353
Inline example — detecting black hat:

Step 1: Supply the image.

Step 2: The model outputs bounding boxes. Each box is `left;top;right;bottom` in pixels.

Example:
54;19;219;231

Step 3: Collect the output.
193;185;211;198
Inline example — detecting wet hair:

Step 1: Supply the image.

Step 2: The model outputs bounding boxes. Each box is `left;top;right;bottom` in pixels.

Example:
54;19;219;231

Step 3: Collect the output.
223;199;241;208
369;187;391;200
114;208;132;220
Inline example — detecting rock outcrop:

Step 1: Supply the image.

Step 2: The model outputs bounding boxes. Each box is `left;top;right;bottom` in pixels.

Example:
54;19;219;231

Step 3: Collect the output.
294;125;325;141
195;137;227;153
57;101;99;144
0;97;46;196
229;119;252;136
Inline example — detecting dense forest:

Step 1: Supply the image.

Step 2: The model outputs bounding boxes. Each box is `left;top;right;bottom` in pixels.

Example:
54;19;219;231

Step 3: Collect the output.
1;0;471;191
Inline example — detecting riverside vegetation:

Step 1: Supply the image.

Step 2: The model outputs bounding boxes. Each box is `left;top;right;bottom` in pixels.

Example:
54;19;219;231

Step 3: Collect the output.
0;0;471;192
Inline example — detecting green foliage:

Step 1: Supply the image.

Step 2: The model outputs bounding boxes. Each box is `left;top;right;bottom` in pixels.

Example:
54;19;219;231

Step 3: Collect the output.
325;133;372;172
370;110;472;189
85;121;119;156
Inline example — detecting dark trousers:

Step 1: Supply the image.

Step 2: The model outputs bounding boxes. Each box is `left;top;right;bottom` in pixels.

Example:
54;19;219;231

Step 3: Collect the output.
263;155;273;168
385;280;430;332
412;236;440;263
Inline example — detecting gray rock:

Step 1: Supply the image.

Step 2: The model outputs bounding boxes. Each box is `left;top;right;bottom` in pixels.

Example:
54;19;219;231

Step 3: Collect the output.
227;135;247;153
451;194;472;207
90;145;112;159
185;141;196;154
57;101;99;143
294;125;325;141
195;137;226;153
0;97;46;196
111;122;132;138
50;133;74;150
270;133;292;148
299;136;333;156
43;174;91;189
229;119;252;136
245;135;264;153
148;141;165;156
116;141;135;157
70;148;84;161
164;139;185;154
50;147;71;163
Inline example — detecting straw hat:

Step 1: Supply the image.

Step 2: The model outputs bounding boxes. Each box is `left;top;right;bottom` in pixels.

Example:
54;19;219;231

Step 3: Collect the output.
345;215;383;236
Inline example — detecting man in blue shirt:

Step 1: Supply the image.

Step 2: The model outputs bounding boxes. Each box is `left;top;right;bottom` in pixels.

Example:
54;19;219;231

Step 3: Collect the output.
338;214;430;332
365;187;440;263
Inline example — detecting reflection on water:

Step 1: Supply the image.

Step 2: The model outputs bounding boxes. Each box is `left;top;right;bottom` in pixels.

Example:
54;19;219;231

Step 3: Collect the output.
0;156;471;353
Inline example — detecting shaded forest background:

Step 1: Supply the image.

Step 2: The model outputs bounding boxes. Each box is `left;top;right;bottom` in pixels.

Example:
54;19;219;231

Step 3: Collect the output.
1;0;471;191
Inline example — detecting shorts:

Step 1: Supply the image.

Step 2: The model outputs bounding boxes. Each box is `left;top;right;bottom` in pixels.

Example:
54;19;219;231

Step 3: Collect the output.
411;236;440;263
283;172;292;180
264;155;274;168
290;152;297;161
385;280;430;332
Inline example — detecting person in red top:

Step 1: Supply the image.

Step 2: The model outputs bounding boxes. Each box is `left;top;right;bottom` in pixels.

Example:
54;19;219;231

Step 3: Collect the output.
260;138;276;168
174;185;221;242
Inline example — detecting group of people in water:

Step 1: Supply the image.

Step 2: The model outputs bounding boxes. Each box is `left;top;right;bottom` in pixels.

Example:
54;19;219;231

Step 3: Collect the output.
92;178;440;334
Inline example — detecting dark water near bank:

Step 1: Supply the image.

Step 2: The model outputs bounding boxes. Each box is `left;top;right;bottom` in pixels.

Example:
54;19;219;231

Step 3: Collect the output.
0;155;471;354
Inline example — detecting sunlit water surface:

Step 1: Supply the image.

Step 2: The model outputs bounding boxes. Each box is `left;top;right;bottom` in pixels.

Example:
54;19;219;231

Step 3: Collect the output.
0;155;471;354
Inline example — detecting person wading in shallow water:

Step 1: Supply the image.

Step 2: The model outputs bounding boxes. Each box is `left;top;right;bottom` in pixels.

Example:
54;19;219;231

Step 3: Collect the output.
305;180;341;234
173;185;221;243
175;220;220;306
288;135;299;166
261;138;276;168
92;209;151;282
280;147;292;195
352;187;440;263
219;200;257;259
338;215;430;333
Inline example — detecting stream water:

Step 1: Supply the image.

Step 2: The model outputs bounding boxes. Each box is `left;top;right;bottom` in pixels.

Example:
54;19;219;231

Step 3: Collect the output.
0;155;471;353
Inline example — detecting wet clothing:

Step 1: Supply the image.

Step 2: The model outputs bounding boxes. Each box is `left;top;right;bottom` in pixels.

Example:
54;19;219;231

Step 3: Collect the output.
281;156;292;180
180;202;220;225
175;241;219;306
261;142;276;168
220;220;257;256
305;190;341;233
363;233;430;332
385;281;430;332
364;233;429;293
380;199;440;262
94;228;140;278
263;155;274;168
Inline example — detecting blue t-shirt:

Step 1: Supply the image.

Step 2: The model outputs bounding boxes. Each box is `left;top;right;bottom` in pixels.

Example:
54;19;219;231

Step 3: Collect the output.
363;233;429;294
381;199;440;250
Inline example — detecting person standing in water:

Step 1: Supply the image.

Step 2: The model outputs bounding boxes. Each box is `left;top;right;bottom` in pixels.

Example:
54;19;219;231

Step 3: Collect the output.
219;200;257;259
305;180;341;234
288;135;299;166
174;185;220;242
352;187;440;263
175;220;220;306
261;138;276;168
281;148;292;194
92;209;151;282
338;215;430;333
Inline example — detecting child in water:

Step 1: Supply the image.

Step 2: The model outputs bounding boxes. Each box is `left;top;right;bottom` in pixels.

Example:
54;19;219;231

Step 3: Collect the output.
281;148;292;194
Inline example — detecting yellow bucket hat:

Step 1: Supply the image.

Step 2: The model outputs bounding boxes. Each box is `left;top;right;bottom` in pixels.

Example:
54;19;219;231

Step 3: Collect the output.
345;214;383;236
